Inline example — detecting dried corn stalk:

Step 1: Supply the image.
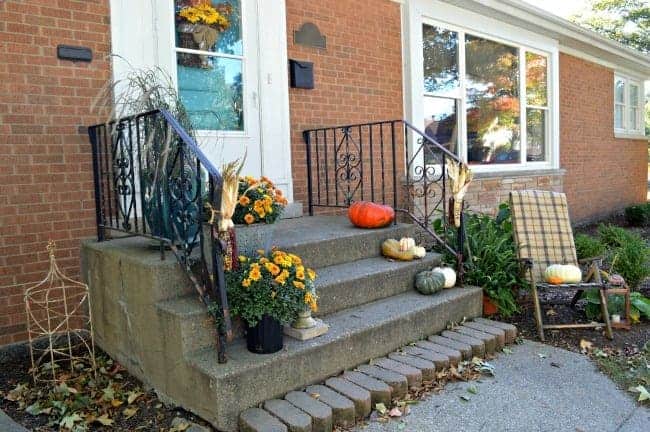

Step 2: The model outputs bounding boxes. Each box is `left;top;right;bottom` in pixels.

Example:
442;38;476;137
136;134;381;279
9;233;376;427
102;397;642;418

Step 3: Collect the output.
446;160;473;227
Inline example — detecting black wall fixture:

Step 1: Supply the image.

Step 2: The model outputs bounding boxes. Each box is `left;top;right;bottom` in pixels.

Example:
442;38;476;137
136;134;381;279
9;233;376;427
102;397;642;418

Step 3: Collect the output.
289;60;314;89
57;45;93;62
294;22;326;49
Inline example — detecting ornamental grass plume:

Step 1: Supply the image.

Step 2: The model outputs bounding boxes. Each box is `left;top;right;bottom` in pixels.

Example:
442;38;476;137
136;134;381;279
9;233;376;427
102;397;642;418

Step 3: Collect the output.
218;153;247;232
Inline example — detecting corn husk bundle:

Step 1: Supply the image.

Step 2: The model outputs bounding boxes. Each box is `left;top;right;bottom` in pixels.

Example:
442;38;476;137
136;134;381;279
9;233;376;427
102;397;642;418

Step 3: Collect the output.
446;160;473;227
217;155;246;232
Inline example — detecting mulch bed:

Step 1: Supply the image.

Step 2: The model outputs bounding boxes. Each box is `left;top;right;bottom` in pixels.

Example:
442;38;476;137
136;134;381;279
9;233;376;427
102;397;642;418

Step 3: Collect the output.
0;345;214;431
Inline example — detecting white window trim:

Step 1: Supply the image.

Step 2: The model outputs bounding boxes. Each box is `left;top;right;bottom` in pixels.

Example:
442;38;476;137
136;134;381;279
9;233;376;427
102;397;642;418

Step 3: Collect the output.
614;74;645;138
405;0;560;173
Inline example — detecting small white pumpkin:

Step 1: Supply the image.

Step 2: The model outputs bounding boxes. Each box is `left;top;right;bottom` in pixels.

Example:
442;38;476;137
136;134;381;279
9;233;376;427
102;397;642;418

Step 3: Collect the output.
399;237;416;252
544;264;582;284
412;246;426;258
432;266;456;288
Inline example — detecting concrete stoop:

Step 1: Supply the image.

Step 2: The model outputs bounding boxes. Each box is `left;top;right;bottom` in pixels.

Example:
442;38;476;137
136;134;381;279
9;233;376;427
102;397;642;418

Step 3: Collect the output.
239;318;518;432
81;216;483;432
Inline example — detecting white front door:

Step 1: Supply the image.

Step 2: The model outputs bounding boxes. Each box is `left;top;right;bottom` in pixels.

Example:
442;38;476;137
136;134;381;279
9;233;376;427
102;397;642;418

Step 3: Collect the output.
110;0;294;199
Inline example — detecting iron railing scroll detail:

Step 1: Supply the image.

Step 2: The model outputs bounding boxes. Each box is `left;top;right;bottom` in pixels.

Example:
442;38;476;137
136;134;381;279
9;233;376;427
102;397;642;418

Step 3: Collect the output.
88;109;232;363
303;120;465;280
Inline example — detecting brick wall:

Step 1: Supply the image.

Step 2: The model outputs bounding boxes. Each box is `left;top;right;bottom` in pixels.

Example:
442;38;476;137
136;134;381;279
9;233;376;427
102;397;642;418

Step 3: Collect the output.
464;171;564;215
559;53;647;222
286;0;403;210
0;0;111;345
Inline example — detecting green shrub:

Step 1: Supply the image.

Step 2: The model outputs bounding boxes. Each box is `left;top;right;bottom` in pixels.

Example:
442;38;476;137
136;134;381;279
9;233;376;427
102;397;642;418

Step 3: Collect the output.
434;203;524;317
574;233;606;260
584;290;650;323
597;224;650;288
624;203;650;226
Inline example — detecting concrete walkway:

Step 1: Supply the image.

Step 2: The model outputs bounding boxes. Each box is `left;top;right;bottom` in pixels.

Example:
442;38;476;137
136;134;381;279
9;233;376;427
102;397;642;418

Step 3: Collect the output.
358;341;649;432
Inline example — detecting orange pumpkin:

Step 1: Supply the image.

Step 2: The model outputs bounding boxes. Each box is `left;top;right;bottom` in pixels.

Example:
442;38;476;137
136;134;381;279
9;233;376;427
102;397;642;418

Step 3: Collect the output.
546;276;563;285
348;201;395;229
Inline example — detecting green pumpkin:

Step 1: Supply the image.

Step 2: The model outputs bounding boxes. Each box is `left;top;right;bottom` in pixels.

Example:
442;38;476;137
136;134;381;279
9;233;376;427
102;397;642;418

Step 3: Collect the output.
415;271;445;295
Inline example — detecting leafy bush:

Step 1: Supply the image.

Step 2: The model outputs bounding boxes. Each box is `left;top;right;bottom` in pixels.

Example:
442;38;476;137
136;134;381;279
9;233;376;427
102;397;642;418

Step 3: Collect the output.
624;203;650;226
584;290;650;323
574;233;606;260
598;224;650;288
434;203;524;317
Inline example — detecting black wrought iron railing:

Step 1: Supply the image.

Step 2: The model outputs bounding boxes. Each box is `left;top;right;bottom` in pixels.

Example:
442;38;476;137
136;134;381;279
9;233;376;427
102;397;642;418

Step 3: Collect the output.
88;109;232;363
303;120;465;277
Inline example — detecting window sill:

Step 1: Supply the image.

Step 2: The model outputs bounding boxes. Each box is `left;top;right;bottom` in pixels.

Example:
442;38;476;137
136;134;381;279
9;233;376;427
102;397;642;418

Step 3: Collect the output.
614;132;648;141
473;168;566;180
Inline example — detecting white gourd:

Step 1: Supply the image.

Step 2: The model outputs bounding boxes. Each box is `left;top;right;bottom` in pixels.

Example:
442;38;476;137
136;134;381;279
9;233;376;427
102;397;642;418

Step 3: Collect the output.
412;246;426;258
399;237;416;252
432;267;456;288
544;264;582;284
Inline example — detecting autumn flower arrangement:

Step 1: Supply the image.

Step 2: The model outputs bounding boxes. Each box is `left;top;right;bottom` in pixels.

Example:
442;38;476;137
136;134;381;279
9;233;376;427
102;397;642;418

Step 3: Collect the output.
227;249;318;327
177;0;231;32
233;176;288;225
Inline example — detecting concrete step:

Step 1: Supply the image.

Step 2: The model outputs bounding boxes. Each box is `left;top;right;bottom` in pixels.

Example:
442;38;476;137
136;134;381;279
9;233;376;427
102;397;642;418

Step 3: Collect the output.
305;385;355;428
234;216;417;268
187;288;482;431
474;318;518;343
314;254;440;316
263;399;312;432
427;335;474;360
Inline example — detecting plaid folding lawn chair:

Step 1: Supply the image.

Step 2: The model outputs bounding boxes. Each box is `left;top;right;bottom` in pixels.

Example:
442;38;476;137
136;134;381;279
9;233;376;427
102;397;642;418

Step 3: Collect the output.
509;190;631;341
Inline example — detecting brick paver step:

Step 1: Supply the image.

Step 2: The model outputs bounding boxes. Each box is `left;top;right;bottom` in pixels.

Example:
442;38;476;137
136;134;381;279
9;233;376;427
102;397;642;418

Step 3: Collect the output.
427;335;473;360
324;378;371;419
372;358;422;389
342;371;392;406
454;326;499;352
474;318;518;343
463;321;506;347
284;391;333;432
414;340;462;365
264;399;312;432
388;352;438;381
356;365;408;398
305;385;355;428
441;330;486;357
240;407;288;432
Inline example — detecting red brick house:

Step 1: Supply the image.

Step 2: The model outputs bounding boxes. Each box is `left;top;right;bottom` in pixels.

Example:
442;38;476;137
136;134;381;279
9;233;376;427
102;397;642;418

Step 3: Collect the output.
1;0;648;348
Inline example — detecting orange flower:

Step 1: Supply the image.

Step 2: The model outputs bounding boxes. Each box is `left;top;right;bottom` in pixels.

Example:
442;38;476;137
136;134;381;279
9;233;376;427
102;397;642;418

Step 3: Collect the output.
244;213;255;224
238;195;250;206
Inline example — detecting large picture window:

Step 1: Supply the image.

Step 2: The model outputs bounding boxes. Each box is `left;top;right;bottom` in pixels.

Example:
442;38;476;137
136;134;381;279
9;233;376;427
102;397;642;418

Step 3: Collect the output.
422;23;551;168
174;0;244;131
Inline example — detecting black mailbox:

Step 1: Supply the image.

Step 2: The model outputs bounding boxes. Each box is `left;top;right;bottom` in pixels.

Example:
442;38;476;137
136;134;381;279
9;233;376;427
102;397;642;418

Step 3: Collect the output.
289;60;314;89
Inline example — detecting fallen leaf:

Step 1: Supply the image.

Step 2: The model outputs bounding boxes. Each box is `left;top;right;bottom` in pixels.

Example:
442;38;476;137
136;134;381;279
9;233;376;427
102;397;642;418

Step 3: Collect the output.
630;385;650;402
537;353;548;359
5;383;28;402
127;391;143;405
546;309;557;316
502;347;513;355
95;413;114;426
60;413;83;429
123;407;138;419
467;385;478;394
579;339;593;353
388;407;402;417
459;395;471;402
375;402;387;415
111;398;123;408
550;362;562;368
102;384;115;401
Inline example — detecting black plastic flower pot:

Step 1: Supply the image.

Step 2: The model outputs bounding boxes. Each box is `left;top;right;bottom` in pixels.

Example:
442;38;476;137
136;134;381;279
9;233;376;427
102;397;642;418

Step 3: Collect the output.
245;315;284;354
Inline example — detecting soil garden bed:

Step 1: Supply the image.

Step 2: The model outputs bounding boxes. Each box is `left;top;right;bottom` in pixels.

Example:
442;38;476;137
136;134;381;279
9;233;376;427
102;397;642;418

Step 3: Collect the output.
0;344;214;432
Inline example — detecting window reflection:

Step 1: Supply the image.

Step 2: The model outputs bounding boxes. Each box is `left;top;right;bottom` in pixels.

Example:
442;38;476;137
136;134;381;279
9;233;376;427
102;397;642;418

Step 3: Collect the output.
424;97;457;164
465;35;520;164
423;25;459;97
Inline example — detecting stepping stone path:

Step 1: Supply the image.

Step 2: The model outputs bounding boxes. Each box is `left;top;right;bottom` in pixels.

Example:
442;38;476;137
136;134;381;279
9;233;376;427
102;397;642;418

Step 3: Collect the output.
240;319;517;431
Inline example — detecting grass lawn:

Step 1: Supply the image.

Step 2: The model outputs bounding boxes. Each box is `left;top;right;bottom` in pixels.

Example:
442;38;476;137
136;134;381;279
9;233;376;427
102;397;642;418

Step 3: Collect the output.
594;343;650;406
